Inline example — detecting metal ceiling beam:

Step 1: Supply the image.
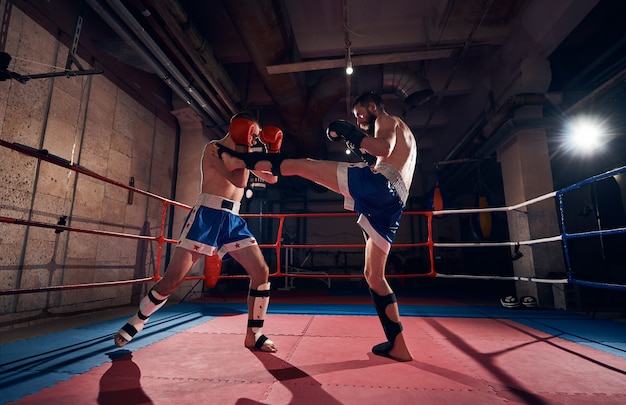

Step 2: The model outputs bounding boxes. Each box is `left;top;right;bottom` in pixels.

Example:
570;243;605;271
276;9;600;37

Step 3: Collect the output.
149;0;240;116
86;0;225;127
266;48;456;74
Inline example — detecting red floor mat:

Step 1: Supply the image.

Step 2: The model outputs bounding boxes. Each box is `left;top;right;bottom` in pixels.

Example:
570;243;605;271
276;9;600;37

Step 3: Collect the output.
12;313;626;404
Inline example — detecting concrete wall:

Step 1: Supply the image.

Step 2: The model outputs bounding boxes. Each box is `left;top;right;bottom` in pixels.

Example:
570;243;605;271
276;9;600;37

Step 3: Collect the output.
0;4;177;325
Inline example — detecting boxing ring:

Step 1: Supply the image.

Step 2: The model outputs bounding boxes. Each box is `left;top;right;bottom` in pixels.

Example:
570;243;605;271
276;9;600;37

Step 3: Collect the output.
2;140;626;405
432;166;626;291
1;139;626;297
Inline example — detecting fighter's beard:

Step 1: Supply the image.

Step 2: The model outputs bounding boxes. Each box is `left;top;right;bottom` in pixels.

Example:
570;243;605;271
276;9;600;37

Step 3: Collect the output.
364;115;376;135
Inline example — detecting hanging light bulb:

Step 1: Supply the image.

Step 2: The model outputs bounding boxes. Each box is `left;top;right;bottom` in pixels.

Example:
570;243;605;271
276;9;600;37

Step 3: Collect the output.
345;44;353;75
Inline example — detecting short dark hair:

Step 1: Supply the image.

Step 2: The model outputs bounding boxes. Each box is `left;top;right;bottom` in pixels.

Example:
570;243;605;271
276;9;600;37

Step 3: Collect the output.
352;92;384;110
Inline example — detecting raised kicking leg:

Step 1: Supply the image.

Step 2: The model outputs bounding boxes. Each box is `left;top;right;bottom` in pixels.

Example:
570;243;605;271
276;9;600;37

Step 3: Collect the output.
218;146;341;194
229;245;277;352
364;239;413;362
114;249;198;347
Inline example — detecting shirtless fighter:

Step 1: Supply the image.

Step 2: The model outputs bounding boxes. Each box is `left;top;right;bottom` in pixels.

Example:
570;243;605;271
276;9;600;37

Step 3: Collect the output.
218;92;417;361
114;112;282;353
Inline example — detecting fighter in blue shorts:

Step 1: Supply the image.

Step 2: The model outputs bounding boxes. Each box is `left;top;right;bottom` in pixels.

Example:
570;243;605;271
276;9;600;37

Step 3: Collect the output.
219;92;418;362
114;112;283;353
178;193;258;258
338;161;408;254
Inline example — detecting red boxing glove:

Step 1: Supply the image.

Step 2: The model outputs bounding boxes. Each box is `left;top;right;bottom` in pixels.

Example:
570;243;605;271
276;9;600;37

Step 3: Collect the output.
259;126;283;153
229;117;258;152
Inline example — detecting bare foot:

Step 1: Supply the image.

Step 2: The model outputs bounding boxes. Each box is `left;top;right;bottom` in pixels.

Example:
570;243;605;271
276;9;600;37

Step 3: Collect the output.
114;323;139;348
387;333;413;361
114;332;129;348
388;349;413;362
245;333;278;353
373;333;413;362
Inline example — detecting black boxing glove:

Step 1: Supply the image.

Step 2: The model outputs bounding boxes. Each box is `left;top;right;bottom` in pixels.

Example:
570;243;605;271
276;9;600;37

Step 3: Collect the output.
349;145;376;166
326;120;367;150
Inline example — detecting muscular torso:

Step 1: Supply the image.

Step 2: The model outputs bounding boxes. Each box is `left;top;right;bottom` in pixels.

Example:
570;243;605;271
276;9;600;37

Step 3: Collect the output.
200;140;246;201
376;115;417;191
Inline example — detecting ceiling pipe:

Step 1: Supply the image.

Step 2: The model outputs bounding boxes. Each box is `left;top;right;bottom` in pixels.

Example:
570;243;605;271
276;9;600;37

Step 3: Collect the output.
440;92;556;192
472;93;551;152
153;0;241;114
132;3;232;120
441;92;554;163
565;67;626;115
103;0;226;125
86;0;225;127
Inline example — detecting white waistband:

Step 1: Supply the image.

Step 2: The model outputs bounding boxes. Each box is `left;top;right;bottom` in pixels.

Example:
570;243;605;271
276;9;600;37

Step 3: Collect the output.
373;163;409;205
196;193;240;214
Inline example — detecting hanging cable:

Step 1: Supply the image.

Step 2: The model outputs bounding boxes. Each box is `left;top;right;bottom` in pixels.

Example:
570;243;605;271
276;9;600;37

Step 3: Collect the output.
343;0;352;117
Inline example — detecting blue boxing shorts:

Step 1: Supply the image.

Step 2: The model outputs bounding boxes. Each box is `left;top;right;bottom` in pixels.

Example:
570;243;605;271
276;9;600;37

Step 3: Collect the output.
177;193;257;259
337;162;407;254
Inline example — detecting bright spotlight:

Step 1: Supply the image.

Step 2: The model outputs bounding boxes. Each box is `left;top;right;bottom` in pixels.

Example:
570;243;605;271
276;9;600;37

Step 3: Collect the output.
567;116;607;154
345;52;353;75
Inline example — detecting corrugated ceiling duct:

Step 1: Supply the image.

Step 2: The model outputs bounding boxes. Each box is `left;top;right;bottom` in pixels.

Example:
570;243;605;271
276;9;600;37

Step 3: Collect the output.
381;65;434;107
305;64;436;122
305;66;431;118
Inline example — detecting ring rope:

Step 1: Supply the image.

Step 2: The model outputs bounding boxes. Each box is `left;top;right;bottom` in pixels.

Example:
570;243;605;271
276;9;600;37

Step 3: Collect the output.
1;141;625;295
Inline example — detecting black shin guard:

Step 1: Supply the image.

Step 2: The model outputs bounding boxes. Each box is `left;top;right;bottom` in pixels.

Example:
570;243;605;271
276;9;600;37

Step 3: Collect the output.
370;288;403;354
217;144;287;175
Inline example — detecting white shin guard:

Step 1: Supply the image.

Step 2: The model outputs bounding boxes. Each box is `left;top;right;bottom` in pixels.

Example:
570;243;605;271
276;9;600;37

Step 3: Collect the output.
118;289;169;342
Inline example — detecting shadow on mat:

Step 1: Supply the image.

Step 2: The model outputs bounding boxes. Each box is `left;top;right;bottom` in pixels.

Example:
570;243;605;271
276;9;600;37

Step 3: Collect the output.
234;351;344;405
97;350;153;405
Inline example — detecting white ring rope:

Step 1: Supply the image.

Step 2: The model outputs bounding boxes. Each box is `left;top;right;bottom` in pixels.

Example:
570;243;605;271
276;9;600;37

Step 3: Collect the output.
428;166;626;289
432;191;557;216
434;235;563;248
435;273;569;283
